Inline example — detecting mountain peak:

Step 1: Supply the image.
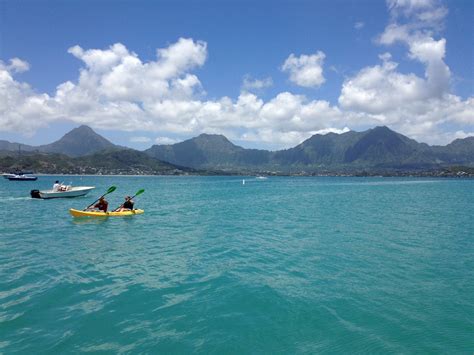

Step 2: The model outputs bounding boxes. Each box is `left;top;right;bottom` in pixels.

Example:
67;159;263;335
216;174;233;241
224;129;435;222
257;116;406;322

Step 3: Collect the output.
197;133;223;137
193;133;239;148
38;125;117;157
72;124;95;132
196;133;229;141
371;125;395;134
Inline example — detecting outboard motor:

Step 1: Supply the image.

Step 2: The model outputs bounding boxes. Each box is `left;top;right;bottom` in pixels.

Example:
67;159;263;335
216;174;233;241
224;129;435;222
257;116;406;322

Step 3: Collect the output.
30;189;41;199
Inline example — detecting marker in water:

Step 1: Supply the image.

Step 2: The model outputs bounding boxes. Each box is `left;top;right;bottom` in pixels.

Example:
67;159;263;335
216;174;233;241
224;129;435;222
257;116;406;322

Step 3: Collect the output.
242;179;245;185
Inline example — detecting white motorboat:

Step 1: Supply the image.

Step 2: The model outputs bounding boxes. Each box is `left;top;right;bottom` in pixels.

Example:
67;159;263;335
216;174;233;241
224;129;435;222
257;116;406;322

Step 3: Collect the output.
3;171;35;179
31;186;95;199
8;174;38;181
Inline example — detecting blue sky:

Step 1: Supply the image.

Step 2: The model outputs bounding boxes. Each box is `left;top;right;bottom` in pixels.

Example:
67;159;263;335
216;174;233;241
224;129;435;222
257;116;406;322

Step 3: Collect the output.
0;0;472;150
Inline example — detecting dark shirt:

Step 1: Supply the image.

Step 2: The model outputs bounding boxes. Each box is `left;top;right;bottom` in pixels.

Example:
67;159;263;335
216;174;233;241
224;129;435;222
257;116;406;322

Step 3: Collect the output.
94;200;108;212
123;200;134;210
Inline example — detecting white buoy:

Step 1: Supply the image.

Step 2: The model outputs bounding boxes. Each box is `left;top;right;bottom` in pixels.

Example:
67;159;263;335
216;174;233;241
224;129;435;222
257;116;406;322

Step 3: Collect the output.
242;179;245;185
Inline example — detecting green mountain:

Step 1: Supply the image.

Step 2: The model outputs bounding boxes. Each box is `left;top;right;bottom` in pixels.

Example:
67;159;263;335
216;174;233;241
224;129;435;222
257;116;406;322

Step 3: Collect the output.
0;149;193;175
0;141;35;152
1;125;473;175
146;126;474;172
37;125;118;157
145;133;271;170
0;125;118;157
431;137;474;163
273;126;438;169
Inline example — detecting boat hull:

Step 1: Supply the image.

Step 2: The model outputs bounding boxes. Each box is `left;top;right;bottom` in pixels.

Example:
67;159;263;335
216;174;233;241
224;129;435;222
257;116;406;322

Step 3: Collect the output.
8;176;37;181
33;186;95;199
69;208;144;218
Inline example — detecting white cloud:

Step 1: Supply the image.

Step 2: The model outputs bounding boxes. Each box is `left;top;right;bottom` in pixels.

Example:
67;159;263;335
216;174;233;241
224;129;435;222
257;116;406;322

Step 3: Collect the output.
0;62;56;134
0;12;472;151
66;38;206;104
130;136;151;143
354;22;365;30
241;75;273;91
0;58;30;73
240;129;315;148
155;136;180;145
281;51;326;88
337;0;472;143
339;53;427;114
314;127;351;135
387;0;448;25
339;51;473;142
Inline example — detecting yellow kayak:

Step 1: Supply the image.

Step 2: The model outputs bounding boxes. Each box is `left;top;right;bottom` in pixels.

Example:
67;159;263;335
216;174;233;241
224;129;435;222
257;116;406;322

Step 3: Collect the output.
69;208;144;218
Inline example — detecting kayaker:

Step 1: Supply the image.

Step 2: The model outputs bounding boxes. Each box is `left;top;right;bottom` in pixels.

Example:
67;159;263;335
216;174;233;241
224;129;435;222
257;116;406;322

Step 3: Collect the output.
120;196;134;211
93;196;108;212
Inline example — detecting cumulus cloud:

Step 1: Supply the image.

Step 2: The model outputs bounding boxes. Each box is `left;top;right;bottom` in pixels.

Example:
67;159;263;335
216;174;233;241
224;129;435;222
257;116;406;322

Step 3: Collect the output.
315;127;351;135
130;136;151;143
281;51;326;88
0;58;30;73
0;39;346;148
387;0;448;26
379;0;451;97
339;53;427;113
155;136;180;145
338;0;472;143
0;60;56;134
66;39;206;103
0;7;472;150
241;75;273;92
341;80;474;143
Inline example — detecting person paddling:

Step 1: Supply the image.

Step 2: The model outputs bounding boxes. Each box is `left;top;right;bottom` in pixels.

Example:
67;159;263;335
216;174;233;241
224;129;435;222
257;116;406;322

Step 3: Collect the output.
120;196;134;211
92;196;108;212
112;189;144;212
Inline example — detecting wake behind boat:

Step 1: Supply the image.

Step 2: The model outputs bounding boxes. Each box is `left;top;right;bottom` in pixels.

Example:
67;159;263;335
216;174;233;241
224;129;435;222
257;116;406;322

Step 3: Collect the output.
31;185;95;199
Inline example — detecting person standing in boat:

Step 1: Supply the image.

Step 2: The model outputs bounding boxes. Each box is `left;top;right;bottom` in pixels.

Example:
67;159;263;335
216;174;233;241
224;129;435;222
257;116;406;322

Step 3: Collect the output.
93;196;108;212
53;180;61;191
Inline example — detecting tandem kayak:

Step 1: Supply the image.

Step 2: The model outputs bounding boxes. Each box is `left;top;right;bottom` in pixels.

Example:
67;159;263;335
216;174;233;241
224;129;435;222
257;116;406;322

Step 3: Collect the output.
69;208;144;218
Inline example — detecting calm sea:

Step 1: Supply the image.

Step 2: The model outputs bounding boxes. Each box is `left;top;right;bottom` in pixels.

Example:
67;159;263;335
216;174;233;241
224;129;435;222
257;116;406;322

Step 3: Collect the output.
1;176;473;353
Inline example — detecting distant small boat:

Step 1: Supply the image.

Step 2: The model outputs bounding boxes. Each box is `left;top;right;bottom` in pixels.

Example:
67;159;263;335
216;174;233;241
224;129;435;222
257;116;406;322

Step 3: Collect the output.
8;174;37;181
3;171;34;179
256;176;268;180
31;186;95;199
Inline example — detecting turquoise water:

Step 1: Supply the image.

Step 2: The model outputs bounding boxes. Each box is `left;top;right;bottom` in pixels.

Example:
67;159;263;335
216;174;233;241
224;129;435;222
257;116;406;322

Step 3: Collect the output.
1;176;473;353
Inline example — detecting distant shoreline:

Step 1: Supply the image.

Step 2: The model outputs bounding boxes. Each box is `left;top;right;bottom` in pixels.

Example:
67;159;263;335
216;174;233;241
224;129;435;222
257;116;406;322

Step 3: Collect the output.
4;172;473;178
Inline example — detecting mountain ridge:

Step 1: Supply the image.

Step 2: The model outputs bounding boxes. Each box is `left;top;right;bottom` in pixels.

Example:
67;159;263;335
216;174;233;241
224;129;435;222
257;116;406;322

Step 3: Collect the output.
145;125;474;171
1;125;473;173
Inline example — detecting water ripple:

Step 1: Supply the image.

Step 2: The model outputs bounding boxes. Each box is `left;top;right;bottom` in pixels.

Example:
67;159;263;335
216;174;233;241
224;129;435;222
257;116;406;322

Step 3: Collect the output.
1;176;473;352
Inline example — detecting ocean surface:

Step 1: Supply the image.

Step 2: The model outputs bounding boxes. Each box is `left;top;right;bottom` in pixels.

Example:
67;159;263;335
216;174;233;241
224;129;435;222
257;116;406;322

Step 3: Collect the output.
1;176;472;353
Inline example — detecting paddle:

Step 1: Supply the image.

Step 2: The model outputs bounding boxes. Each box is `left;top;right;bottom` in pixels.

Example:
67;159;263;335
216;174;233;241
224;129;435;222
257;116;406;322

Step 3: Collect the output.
84;186;116;211
113;189;145;211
